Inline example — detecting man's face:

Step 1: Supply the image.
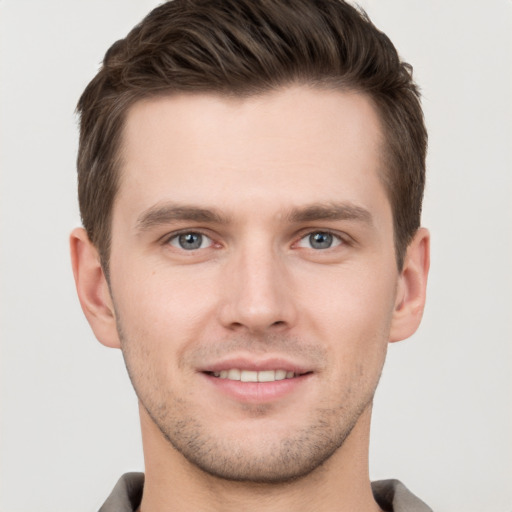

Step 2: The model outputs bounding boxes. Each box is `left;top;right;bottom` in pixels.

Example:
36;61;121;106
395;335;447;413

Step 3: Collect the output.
108;86;402;482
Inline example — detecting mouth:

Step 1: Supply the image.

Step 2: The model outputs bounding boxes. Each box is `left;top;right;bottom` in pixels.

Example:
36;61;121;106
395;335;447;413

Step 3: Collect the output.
200;359;314;403
198;355;315;403
205;369;310;382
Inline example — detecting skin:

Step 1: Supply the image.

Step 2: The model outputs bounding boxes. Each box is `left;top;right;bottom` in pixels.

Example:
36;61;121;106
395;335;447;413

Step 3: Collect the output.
71;86;429;512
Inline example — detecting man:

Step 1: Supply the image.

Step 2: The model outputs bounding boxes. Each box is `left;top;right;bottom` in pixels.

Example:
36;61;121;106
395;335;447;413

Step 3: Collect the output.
70;0;430;510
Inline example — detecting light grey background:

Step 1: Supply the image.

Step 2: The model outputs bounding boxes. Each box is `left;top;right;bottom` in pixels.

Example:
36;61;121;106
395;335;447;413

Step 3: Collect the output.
1;1;511;511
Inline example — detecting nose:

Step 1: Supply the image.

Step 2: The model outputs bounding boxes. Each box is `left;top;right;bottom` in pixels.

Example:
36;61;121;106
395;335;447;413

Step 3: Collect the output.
218;241;297;334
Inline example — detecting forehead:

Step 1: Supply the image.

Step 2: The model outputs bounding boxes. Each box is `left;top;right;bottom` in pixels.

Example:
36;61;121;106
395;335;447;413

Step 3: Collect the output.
116;86;388;222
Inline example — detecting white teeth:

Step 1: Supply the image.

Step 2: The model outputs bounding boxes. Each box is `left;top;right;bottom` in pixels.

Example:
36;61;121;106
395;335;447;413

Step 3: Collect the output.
213;369;297;382
227;368;241;380
257;370;275;382
275;369;287;380
240;370;258;382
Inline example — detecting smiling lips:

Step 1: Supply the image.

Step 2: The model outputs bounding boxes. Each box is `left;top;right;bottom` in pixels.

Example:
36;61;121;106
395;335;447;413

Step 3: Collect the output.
202;362;313;402
210;369;299;382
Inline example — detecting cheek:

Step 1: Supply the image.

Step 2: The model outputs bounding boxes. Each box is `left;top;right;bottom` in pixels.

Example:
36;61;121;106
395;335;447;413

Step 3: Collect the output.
111;260;223;361
298;264;396;364
311;281;392;410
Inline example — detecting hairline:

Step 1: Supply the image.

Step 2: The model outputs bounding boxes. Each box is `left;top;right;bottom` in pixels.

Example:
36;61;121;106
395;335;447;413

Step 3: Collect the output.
99;81;405;277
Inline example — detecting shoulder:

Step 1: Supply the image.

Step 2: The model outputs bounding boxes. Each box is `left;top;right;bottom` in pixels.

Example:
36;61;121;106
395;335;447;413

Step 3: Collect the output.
371;479;433;512
98;473;144;512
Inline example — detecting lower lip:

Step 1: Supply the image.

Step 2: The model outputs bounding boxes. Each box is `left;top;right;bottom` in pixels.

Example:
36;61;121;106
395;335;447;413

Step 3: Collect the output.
201;373;312;403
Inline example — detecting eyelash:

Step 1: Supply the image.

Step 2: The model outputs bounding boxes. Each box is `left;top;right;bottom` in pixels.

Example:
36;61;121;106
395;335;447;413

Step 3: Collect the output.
162;229;351;252
294;230;346;250
164;230;216;250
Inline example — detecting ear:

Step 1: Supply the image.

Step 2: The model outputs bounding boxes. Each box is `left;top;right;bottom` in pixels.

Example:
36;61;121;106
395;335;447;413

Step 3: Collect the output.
70;227;121;348
389;227;430;343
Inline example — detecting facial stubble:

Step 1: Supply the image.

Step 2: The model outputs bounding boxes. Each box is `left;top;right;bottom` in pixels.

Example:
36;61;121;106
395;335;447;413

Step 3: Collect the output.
117;320;385;484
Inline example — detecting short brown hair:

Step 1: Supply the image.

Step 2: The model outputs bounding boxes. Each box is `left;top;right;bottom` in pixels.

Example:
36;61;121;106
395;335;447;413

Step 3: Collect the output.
77;0;427;272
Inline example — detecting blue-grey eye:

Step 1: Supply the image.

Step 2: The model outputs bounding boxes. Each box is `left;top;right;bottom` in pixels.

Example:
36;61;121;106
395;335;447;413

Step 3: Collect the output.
297;231;341;250
169;232;211;250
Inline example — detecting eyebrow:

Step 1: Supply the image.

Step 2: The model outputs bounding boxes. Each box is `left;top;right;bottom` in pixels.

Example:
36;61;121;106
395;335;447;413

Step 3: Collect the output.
136;203;230;232
286;202;373;225
135;200;373;233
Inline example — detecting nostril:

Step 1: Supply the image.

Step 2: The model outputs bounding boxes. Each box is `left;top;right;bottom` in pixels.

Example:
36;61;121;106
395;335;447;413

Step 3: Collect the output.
229;322;244;330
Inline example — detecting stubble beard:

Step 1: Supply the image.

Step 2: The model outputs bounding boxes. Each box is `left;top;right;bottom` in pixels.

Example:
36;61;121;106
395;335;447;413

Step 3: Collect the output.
138;390;373;484
118;324;383;484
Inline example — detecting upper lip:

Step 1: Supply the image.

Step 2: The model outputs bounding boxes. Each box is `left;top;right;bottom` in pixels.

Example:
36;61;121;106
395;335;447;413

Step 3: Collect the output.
198;355;313;375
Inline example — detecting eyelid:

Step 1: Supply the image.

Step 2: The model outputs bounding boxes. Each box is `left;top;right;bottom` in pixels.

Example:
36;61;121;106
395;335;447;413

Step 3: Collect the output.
162;229;217;249
298;232;340;249
159;227;352;250
292;228;357;252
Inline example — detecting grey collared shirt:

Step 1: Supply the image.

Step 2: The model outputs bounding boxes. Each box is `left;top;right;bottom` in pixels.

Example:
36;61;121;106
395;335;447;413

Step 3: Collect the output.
99;472;433;512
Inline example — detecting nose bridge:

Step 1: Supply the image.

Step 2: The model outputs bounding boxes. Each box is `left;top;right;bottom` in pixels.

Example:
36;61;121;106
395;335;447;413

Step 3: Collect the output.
219;234;295;332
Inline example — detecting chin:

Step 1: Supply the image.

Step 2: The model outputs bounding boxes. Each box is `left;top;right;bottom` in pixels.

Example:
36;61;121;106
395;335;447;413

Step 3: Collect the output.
147;397;370;484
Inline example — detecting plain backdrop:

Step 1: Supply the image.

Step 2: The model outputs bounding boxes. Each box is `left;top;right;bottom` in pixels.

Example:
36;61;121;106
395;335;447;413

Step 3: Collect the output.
1;1;511;511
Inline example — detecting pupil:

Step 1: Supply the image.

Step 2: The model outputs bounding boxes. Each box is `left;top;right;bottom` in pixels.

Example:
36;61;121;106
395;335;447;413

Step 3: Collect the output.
310;232;332;249
179;233;202;250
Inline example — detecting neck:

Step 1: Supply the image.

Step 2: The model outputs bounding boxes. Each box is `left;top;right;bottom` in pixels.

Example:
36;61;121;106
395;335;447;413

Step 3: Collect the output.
138;404;381;512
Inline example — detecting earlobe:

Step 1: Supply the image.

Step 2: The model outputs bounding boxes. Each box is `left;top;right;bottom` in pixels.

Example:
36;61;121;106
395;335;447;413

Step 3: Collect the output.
70;227;121;349
389;227;430;343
